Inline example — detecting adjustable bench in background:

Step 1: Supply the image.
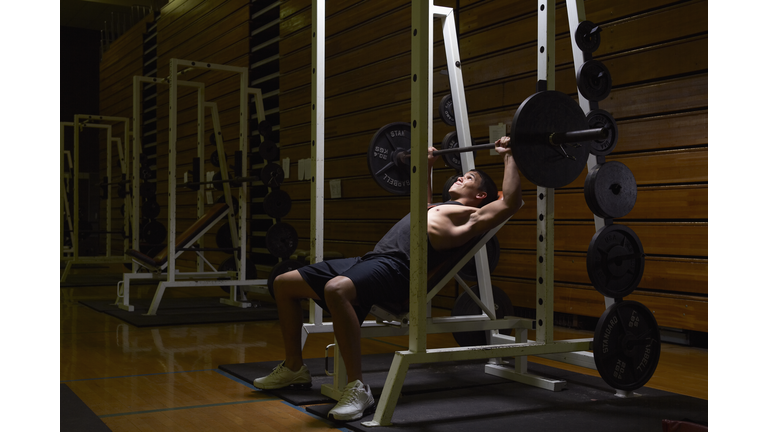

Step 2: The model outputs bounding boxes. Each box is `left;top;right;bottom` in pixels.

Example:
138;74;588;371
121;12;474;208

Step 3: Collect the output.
115;203;267;314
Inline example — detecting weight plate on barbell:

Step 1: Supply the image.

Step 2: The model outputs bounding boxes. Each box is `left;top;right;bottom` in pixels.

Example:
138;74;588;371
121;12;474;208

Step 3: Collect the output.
266;222;299;259
441;131;477;171
575;20;602;54
439;94;456;126
584;161;637;219
263;189;292;219
510;90;590;188
259;139;280;162
261;163;285;188
587;224;645;299
593;300;661;391
456;235;501;281
442;174;460;202
368;122;412;195
451;285;514;347
586;109;618;156
267;259;304;299
576;60;612;102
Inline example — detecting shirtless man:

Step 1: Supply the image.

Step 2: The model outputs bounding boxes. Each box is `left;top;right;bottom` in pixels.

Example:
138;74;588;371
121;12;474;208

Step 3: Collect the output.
253;136;522;421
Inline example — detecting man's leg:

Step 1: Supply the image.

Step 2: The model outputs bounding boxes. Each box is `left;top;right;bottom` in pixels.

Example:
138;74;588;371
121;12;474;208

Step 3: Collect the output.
323;276;363;382
273;270;320;371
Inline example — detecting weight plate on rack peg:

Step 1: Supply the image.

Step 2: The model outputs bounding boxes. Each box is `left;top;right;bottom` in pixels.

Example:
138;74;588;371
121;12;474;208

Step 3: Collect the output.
584;161;637;219
259;140;280;162
263;189;292;219
367;122;412;195
576;60;612;102
261;163;285;187
586;109;618;156
593;300;661;391
439;94;455;126
266;222;299;259
441;131;477;171
587;224;644;298
575;20;602;54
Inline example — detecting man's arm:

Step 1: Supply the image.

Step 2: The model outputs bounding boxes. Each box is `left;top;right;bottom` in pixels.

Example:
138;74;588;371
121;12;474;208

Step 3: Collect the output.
427;146;437;205
468;136;523;231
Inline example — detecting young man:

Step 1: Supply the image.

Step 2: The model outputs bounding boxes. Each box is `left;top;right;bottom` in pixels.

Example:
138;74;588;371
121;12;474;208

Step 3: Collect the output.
253;136;523;421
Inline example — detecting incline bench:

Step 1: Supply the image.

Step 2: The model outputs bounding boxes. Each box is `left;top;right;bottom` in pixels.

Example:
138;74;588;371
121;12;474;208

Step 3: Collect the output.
126;203;230;272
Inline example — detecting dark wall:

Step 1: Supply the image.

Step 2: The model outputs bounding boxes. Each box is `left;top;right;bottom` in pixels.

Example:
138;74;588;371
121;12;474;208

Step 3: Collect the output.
61;26;100;121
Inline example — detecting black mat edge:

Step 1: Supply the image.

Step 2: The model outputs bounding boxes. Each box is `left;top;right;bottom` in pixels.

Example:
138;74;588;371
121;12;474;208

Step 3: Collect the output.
79;297;280;327
61;383;112;432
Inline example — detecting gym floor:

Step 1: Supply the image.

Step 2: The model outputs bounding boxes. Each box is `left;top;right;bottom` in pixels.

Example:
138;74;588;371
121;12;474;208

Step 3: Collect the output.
59;269;708;431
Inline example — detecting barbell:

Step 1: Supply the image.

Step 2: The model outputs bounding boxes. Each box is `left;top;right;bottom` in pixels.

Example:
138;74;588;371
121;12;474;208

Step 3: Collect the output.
368;90;613;193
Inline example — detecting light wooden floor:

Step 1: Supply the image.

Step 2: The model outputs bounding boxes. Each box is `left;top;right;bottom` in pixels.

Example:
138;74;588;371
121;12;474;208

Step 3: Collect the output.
61;277;707;431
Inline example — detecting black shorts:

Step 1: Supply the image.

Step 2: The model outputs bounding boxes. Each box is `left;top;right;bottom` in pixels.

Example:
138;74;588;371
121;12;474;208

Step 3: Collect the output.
297;254;410;324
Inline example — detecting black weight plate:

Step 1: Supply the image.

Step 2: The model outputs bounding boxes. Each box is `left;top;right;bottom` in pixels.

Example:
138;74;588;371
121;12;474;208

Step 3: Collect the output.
261;163;285;187
439;94;455;126
510;91;590;188
218;256;258;296
456;235;501;281
576;60;612;102
212;171;225;191
216;223;234;250
258;120;273;140
211;150;225;168
141;219;166;245
587;224;645;298
142;199;160;219
263;189;292;219
440;131;477;171
267;259;304;299
584;161;637;219
367;122;412;195
266;222;299;259
259;139;280;162
451;285;514;347
575;20;601;54
216;195;239;215
585;109;618;156
593;300;661;391
442;174;460;203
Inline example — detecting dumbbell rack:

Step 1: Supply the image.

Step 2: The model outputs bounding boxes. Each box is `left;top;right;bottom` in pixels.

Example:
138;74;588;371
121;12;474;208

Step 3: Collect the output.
116;60;273;315
60;116;135;284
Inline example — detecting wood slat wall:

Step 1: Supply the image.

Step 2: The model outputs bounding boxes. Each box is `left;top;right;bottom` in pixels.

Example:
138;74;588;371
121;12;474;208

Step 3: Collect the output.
277;0;708;332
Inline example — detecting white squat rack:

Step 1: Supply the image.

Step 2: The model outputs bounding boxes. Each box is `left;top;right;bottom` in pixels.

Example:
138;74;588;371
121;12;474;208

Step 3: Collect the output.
115;59;272;315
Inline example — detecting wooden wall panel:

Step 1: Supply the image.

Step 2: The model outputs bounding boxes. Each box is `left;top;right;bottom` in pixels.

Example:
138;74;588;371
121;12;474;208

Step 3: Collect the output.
278;0;708;332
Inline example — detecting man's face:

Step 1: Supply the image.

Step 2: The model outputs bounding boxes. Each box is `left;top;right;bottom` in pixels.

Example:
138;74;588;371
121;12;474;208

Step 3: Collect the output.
449;171;486;201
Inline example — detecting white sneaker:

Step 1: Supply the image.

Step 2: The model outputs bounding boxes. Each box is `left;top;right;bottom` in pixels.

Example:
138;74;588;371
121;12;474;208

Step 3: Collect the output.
327;380;375;421
253;361;312;390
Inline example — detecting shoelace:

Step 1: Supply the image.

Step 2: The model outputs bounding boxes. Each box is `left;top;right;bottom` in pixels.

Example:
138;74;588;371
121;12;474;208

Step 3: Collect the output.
337;384;362;404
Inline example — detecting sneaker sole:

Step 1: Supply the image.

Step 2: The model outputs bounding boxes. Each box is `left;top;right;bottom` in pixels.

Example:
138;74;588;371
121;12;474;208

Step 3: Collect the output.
328;401;376;422
253;381;312;390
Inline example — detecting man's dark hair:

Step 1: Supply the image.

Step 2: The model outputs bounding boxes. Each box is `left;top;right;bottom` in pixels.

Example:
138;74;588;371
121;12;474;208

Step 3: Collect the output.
470;168;498;207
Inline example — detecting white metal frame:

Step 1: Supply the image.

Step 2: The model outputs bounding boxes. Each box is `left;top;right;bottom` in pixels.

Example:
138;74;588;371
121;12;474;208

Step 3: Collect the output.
116;60;271;315
60;116;134;283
